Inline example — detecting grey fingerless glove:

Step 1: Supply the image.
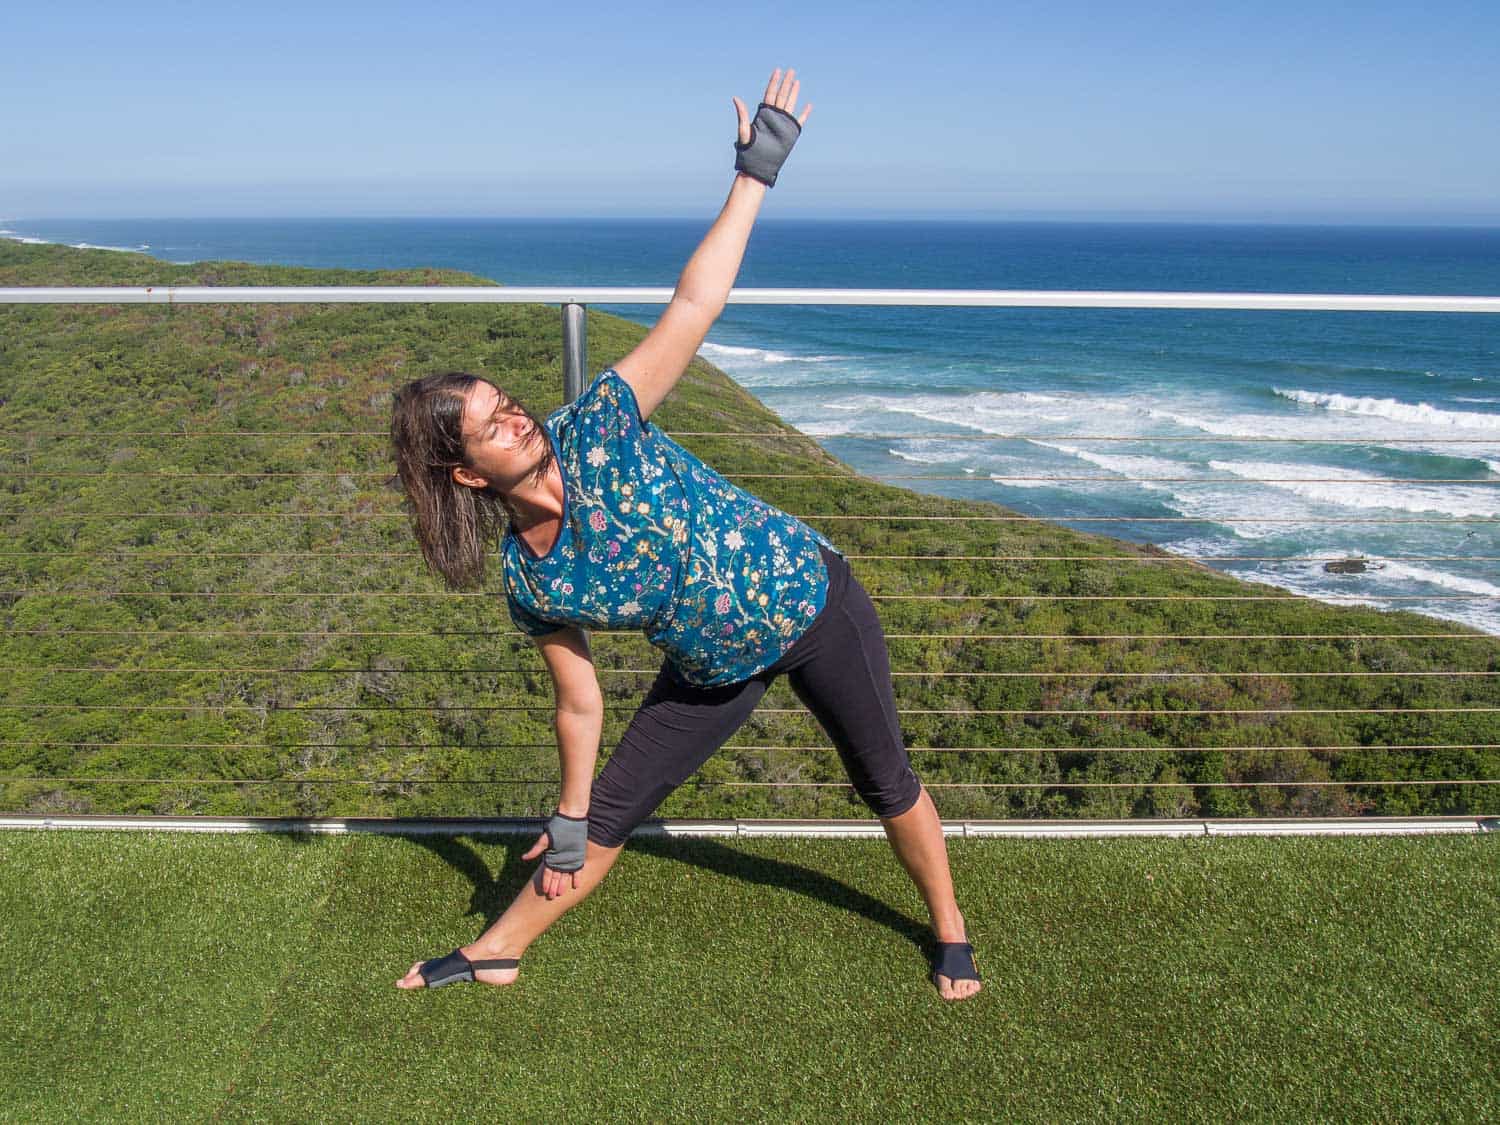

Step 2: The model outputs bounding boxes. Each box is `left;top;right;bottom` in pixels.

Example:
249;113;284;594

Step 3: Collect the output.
734;102;802;187
542;810;588;873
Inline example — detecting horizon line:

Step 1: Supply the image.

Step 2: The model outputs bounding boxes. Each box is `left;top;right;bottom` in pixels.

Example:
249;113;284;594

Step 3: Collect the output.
6;215;1500;231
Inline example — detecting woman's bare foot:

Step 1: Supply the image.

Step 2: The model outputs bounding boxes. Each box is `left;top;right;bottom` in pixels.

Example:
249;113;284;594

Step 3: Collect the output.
394;944;521;989
932;910;983;1001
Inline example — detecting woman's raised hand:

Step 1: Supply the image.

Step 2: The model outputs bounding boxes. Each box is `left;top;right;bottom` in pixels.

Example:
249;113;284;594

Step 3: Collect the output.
732;68;811;189
733;67;812;146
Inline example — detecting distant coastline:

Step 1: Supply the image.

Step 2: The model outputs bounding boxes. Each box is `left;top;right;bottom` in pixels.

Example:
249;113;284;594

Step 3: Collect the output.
0;226;154;256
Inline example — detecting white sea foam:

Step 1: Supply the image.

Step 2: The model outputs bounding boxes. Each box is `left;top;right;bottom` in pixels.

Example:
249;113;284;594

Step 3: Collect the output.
794;420;858;436
1146;402;1500;468
1145;406;1278;437
888;448;943;464
1208;460;1500;517
814;389;1103;435
1376;561;1500;597
1273;387;1500;432
698;341;844;365
1149;541;1500;632
798;391;1500;534
1028;440;1189;484
887;444;970;465
1152;486;1325;540
987;473;1056;488
1228;560;1500;634
1160;536;1260;560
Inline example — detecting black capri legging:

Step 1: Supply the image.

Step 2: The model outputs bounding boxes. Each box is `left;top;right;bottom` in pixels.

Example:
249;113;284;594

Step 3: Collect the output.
585;546;924;848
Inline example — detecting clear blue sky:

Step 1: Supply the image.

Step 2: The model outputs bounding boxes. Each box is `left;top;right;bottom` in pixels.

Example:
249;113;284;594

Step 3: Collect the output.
4;0;1497;223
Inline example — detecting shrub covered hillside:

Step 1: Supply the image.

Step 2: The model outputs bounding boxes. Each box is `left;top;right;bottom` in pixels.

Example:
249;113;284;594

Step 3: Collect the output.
1;241;1495;821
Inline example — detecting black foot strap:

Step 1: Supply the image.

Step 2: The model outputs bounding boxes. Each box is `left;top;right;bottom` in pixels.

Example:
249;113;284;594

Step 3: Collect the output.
419;948;520;988
931;941;981;983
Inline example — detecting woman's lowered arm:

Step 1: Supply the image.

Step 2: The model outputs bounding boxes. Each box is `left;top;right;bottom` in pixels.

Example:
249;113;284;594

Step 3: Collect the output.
614;67;811;422
518;626;603;897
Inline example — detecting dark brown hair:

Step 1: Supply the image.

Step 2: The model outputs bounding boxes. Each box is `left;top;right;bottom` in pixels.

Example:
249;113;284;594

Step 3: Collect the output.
389;371;550;590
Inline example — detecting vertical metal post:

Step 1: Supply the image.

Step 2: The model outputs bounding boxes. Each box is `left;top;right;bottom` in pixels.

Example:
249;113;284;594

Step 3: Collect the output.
561;303;587;403
558;301;592;679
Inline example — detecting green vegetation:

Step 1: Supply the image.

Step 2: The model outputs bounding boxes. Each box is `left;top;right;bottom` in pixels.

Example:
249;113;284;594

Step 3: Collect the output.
0;240;1496;820
1;831;1495;1121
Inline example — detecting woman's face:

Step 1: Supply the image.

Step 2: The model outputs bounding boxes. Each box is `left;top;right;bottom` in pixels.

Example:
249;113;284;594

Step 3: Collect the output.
452;381;549;494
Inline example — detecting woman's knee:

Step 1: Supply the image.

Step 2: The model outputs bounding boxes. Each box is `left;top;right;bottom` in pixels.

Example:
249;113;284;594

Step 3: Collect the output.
585;812;637;850
583;838;627;867
861;763;924;819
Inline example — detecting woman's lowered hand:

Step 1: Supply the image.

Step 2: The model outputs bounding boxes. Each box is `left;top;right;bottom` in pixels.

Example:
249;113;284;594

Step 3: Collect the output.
522;809;588;899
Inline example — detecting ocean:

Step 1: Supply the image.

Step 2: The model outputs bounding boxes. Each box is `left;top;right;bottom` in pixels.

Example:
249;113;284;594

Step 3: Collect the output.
4;216;1499;632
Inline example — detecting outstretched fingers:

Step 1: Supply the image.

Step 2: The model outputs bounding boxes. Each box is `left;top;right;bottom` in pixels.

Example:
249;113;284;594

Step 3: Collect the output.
780;76;799;112
770;67;811;127
761;67;782;104
762;67;808;118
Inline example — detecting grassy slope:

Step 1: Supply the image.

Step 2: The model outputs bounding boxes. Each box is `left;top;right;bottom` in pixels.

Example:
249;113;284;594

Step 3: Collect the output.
1;831;1495;1122
0;240;1496;821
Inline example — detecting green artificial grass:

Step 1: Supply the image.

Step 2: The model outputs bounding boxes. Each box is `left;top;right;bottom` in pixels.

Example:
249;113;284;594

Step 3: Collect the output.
1;832;1495;1122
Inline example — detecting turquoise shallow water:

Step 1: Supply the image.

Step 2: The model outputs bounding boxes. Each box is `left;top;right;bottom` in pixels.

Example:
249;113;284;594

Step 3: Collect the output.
5;217;1499;631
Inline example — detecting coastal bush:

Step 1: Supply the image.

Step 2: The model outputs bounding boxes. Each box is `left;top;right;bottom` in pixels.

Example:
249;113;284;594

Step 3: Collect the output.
1;240;1495;820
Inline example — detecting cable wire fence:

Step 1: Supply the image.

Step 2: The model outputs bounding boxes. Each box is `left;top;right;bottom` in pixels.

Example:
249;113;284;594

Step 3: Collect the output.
1;283;1497;824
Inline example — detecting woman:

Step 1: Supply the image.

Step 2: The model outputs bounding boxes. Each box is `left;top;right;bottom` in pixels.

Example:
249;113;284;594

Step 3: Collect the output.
390;68;981;1001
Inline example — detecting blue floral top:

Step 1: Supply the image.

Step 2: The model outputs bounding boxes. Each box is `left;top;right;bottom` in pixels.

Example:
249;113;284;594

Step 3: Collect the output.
501;369;838;686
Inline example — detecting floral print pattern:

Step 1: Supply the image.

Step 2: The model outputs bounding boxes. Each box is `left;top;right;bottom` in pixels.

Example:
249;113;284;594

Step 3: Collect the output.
502;370;837;686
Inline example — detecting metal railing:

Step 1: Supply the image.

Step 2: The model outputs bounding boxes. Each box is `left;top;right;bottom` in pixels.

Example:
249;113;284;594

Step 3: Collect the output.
1;284;1497;829
9;284;1500;398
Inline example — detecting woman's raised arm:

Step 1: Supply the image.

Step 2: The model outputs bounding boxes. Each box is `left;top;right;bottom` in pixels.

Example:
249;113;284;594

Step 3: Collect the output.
615;67;811;421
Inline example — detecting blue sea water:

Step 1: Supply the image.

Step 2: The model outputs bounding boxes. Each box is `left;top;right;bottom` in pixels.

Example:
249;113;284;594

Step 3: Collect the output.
5;217;1499;632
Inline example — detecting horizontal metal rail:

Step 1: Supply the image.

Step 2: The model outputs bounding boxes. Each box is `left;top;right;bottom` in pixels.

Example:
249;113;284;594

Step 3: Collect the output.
5;594;1494;603
802;432;1500;444
7;511;1493;524
4;703;1495;716
5;285;1500;313
1;814;1492;838
9;666;1499;679
3;775;1495;790
0;552;1494;563
5;470;1499;484
6;741;1494;754
10;628;1492;641
7;590;1496;601
3;431;1496;443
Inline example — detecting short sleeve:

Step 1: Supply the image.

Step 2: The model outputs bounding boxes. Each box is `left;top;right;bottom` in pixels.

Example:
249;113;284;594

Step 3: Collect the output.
505;590;563;637
606;370;648;428
569;368;646;438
